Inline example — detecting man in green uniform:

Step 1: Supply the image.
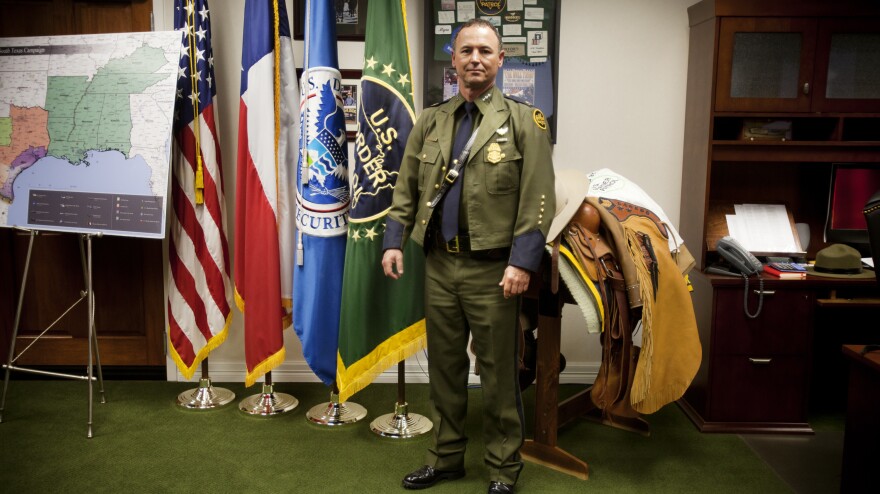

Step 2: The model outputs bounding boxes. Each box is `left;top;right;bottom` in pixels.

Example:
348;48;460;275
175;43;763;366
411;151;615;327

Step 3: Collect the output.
382;18;555;494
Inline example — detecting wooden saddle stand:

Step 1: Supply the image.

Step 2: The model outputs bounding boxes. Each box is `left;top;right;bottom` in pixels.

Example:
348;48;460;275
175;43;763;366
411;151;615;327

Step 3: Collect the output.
520;200;650;480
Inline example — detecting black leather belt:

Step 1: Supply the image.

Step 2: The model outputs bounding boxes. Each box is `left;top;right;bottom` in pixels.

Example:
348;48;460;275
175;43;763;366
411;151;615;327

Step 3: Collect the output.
430;231;510;260
433;232;471;253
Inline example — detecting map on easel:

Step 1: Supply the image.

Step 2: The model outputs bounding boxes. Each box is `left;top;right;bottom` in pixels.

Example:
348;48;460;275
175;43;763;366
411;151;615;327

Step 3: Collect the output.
0;31;180;238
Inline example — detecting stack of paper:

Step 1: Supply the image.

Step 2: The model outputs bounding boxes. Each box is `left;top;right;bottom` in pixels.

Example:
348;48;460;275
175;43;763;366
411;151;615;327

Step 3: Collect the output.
726;204;804;254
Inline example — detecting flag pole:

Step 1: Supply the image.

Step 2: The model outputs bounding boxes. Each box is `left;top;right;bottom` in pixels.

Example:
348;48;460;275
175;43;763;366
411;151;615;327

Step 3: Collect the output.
370;361;432;438
305;380;367;426
176;358;235;409
238;370;298;416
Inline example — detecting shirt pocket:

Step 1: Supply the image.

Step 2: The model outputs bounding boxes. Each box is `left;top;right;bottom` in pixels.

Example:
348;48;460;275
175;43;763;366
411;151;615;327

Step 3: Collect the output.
417;141;442;191
484;146;522;195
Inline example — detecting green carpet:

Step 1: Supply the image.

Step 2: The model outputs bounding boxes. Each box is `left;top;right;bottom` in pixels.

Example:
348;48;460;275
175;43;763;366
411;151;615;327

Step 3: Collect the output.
0;381;790;493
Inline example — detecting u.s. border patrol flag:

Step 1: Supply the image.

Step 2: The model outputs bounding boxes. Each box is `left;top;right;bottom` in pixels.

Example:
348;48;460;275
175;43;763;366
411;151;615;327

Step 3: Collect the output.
336;0;426;402
234;0;298;387
293;0;350;385
167;0;233;380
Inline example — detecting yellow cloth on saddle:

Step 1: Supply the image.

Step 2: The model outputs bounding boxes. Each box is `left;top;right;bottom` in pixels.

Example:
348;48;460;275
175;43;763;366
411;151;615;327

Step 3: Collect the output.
588;197;701;414
551;243;603;334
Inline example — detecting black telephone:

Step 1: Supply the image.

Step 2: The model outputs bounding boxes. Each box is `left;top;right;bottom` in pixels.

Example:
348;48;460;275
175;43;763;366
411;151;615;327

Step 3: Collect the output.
716;236;763;275
715;236;765;318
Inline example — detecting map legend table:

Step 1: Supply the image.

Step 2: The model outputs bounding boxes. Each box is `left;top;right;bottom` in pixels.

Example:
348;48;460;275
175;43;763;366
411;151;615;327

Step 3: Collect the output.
28;190;164;235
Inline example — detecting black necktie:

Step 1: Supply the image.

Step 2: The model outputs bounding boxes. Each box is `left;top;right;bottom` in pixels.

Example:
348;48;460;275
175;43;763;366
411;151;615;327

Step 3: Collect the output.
441;102;476;242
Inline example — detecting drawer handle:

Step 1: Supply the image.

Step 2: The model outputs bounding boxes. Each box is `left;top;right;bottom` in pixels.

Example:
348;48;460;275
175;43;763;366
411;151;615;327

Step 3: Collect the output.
753;289;775;296
748;357;772;365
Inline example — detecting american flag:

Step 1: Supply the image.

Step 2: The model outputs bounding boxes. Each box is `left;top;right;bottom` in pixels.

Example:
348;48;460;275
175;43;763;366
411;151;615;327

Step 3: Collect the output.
167;0;233;380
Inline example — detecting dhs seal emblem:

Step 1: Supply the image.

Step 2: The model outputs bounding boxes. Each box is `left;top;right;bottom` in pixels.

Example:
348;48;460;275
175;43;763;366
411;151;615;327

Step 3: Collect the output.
297;68;350;237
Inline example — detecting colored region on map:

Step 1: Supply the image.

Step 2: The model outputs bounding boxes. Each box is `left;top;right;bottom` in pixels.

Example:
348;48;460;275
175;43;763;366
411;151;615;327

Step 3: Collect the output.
0;105;49;202
0;116;11;146
46;45;168;163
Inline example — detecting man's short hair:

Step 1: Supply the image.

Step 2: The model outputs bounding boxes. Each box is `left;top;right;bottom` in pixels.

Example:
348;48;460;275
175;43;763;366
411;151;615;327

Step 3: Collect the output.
452;18;503;52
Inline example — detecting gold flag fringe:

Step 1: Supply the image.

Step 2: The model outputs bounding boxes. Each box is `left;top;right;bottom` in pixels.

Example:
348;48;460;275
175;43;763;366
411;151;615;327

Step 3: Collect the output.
335;319;427;403
168;311;233;381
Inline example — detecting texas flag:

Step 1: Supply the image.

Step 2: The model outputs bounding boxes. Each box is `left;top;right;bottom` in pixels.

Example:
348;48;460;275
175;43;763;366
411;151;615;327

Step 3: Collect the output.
234;0;298;387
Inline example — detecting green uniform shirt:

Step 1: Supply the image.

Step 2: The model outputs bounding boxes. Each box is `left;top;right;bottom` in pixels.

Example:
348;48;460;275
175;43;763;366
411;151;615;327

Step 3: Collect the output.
384;85;556;272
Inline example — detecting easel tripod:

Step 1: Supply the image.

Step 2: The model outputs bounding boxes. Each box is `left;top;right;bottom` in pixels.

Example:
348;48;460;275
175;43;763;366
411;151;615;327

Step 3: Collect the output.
0;228;105;438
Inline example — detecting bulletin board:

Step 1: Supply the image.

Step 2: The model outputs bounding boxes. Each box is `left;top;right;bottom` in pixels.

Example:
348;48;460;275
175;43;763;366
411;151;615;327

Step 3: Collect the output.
423;0;561;141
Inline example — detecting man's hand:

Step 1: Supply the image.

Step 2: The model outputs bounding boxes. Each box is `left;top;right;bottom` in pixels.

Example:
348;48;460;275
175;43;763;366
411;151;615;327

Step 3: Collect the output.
499;265;530;298
382;249;404;279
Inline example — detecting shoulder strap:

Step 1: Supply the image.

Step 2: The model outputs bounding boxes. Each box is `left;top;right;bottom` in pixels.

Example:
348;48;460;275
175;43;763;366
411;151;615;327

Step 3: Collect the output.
427;125;480;208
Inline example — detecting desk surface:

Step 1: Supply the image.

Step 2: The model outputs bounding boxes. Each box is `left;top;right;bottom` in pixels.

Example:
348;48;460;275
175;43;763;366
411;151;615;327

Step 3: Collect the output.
706;272;880;288
842;344;880;373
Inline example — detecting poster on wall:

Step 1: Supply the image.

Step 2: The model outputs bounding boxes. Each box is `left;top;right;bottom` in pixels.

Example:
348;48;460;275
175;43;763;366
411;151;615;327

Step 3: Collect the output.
426;0;560;141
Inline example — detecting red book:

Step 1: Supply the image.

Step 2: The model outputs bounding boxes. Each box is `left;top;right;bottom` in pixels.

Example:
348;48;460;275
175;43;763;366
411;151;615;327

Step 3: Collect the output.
763;264;806;279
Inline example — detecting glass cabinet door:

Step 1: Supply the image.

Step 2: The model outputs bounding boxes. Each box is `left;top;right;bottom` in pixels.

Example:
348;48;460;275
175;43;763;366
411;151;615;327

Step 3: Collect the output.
715;18;817;112
813;19;880;113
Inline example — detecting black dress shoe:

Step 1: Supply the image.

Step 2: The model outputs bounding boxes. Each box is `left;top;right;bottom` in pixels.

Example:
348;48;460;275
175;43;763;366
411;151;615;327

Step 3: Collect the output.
488;481;515;494
402;465;465;490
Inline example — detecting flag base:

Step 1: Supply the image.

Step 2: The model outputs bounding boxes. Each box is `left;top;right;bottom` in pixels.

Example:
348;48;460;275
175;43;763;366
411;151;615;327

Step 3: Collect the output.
306;392;367;426
177;378;236;410
370;402;433;439
238;383;298;416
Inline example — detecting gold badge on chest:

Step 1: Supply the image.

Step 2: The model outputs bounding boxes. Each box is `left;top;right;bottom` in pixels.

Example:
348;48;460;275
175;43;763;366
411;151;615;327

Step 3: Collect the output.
487;142;505;164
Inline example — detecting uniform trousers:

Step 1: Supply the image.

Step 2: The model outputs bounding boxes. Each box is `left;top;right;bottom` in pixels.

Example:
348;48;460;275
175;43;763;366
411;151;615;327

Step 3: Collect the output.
424;246;525;485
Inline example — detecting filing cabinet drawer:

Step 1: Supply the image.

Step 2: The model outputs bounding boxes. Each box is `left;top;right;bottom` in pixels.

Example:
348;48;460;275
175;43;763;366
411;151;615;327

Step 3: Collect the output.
709;354;809;423
713;287;813;355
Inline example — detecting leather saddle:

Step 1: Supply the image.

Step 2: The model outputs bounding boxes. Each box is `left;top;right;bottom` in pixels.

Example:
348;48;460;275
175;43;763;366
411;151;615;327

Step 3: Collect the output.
559;200;640;420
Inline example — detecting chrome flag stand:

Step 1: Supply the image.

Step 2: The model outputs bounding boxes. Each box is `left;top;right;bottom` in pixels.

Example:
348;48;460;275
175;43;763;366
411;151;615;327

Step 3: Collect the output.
0;230;105;438
238;371;298;416
177;358;235;410
306;381;366;426
370;361;432;438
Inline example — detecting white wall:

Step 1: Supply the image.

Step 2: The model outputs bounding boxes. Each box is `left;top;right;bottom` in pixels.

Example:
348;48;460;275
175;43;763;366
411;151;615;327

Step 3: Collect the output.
154;0;696;385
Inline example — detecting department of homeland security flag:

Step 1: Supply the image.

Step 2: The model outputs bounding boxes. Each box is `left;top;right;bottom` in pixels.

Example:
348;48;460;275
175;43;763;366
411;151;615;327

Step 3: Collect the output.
293;0;350;386
167;0;233;380
336;0;426;402
234;0;298;387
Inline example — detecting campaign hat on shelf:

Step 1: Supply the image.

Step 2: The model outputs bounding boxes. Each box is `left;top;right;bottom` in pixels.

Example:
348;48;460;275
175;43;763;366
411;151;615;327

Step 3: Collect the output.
805;243;875;279
546;168;591;242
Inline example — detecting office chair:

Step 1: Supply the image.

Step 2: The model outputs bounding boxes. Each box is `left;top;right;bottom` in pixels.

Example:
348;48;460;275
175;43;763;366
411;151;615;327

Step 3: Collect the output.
864;189;880;285
859;193;880;352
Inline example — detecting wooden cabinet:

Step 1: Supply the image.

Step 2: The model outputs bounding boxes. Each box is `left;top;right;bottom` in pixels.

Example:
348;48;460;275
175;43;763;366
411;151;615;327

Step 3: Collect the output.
682;1;880;271
679;0;880;432
715;17;880;113
813;18;880;113
715;17;818;113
